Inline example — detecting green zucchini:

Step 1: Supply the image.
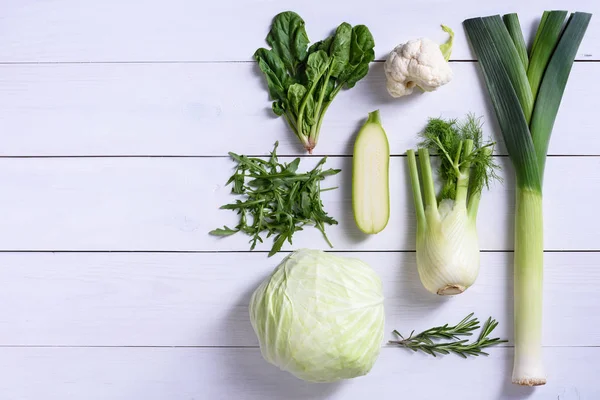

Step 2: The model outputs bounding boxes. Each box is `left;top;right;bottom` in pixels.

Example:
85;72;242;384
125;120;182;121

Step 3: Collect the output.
352;110;390;234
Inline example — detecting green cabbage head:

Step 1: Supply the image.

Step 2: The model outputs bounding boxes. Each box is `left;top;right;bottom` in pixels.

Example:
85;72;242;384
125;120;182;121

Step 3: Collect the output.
249;249;385;382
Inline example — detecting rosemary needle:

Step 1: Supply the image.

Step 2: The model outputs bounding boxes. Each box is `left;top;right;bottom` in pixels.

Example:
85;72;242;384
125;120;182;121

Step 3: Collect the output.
389;313;508;358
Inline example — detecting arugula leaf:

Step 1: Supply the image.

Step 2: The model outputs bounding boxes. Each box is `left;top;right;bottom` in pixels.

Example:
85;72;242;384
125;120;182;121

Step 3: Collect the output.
285;158;301;173
209;226;239;236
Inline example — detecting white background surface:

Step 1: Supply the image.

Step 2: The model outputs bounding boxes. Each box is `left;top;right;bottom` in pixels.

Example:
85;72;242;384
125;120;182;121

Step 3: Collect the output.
0;1;598;399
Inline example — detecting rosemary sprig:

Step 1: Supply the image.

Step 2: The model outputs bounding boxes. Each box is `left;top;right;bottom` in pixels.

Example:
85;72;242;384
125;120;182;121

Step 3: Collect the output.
389;313;508;358
210;142;341;256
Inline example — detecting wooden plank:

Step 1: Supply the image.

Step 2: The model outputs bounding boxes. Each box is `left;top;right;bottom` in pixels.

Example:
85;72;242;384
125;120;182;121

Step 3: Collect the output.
0;157;596;251
0;346;596;399
1;0;598;62
0;252;598;346
0;62;596;156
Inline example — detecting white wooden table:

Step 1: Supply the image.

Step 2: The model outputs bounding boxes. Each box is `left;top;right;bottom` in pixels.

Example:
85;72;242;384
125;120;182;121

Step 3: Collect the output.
1;1;598;399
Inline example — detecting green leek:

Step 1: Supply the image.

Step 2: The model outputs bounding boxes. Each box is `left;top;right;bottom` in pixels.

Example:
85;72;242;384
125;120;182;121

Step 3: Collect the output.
464;11;591;386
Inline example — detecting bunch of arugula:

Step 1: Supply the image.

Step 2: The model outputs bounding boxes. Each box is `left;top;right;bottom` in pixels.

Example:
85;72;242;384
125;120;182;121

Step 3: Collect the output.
254;11;375;153
210;142;341;256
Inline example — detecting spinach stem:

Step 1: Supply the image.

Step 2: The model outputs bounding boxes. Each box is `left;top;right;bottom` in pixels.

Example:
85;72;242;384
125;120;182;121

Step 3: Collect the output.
297;70;326;146
309;68;333;146
311;84;343;150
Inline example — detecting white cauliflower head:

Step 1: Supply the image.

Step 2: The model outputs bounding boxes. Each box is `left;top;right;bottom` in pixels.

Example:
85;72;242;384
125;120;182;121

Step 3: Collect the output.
384;38;453;98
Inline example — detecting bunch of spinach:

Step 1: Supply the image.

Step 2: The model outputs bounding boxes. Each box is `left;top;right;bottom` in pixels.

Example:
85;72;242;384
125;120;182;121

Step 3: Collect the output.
254;11;375;153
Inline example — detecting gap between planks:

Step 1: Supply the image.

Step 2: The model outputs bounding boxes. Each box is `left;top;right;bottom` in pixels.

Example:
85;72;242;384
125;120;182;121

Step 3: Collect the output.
0;60;598;65
0;344;597;349
1;154;600;159
0;250;598;254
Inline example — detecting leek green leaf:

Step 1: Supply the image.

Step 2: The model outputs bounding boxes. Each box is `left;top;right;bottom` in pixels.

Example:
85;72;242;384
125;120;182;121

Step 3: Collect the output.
530;12;592;178
503;14;529;70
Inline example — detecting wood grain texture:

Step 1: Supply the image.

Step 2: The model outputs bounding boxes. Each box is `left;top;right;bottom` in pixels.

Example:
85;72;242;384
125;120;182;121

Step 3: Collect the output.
0;62;596;156
1;0;598;62
0;346;596;400
0;252;598;347
0;157;597;251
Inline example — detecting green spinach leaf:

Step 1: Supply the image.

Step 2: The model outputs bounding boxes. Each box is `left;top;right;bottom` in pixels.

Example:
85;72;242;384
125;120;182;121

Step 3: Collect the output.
308;35;334;54
254;48;289;100
266;11;309;75
329;23;352;77
349;25;375;65
287;83;307;115
304;94;316;126
338;26;375;88
272;101;285;116
305;50;330;83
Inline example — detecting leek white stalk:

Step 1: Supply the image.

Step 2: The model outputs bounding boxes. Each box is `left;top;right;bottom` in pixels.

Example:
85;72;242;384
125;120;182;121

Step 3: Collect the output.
407;117;497;296
513;188;544;383
464;11;591;386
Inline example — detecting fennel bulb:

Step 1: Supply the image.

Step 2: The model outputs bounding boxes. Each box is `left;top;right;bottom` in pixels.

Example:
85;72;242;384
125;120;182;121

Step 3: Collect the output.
417;199;479;295
407;116;498;295
249;249;385;383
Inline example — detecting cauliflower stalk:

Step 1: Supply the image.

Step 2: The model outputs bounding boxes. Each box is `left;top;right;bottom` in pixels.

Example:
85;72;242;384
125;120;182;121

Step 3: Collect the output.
384;25;454;97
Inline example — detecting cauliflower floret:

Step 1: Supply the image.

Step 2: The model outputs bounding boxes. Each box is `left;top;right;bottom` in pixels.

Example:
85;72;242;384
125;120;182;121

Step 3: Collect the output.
384;38;453;98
